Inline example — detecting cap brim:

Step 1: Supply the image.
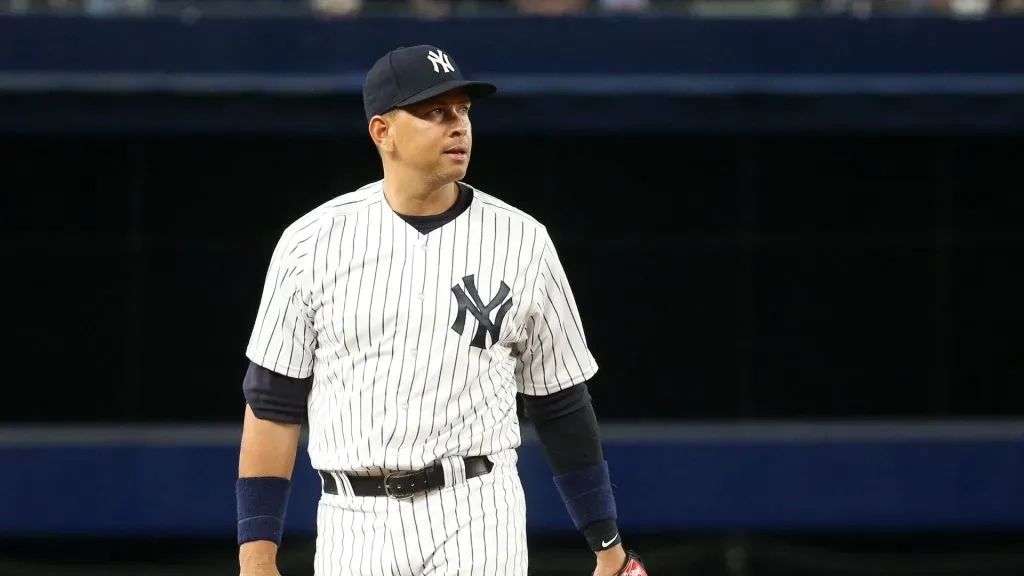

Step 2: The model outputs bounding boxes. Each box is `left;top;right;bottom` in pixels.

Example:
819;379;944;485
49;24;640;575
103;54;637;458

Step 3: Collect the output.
394;79;497;109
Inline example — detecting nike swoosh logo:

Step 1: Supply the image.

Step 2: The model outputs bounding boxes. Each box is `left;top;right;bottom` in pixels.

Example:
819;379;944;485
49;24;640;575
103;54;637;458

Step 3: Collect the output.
601;534;618;548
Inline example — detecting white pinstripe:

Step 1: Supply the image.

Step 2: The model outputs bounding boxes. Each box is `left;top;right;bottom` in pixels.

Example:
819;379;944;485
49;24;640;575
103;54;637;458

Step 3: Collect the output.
246;181;595;575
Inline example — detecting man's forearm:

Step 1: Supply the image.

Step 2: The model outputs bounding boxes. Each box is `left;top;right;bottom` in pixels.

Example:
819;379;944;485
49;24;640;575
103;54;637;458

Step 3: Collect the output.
522;384;622;555
238;404;302;569
239;403;302;479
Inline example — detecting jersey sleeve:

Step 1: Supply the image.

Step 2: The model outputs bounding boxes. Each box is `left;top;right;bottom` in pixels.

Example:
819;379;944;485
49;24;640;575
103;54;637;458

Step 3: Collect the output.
515;235;598;396
245;223;318;379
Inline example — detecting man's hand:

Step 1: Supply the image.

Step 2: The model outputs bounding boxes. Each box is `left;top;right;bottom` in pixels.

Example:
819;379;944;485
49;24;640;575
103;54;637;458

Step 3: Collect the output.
239;540;281;576
594;544;627;575
594;545;648;576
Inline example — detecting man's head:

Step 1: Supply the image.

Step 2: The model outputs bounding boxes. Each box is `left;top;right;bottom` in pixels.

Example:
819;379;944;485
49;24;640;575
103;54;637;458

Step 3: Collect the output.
362;46;496;183
369;88;475;184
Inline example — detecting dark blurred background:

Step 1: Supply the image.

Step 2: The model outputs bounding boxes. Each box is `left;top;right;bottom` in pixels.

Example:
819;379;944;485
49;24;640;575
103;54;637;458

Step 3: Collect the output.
1;1;1023;575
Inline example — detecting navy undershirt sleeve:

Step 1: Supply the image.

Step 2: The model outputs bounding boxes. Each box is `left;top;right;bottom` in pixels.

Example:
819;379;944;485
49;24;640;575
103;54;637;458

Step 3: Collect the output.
242;361;313;424
522;382;619;547
521;383;602;474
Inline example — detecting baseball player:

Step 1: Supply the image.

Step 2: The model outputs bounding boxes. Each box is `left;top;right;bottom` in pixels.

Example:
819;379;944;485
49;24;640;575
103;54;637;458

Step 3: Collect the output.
234;45;648;576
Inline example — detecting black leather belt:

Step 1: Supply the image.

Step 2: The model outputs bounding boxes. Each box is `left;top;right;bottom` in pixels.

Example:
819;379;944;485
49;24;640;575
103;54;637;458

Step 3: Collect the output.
320;456;493;499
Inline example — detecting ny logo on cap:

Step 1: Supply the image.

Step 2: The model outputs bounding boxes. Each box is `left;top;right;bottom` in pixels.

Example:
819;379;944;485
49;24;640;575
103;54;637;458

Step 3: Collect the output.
427;50;455;74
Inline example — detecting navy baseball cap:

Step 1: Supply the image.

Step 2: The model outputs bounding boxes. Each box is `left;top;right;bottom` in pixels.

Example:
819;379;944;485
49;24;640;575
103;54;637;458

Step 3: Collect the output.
362;45;497;122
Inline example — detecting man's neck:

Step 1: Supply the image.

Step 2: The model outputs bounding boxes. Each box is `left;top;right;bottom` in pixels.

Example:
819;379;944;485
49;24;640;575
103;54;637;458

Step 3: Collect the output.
382;173;458;217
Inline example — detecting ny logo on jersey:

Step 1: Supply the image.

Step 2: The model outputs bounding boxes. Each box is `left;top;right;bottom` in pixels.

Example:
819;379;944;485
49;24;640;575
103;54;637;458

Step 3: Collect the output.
451;274;513;349
427;49;455;74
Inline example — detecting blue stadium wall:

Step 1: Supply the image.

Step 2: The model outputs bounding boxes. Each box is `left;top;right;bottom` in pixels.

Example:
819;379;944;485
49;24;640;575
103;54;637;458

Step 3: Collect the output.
3;423;1024;536
2;14;1024;132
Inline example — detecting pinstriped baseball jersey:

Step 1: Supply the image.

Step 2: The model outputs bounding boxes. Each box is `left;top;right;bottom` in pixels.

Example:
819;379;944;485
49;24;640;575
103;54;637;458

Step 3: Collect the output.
245;180;598;474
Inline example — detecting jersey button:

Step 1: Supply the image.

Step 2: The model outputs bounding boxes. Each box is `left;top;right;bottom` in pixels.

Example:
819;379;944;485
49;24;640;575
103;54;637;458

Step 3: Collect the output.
417;293;425;301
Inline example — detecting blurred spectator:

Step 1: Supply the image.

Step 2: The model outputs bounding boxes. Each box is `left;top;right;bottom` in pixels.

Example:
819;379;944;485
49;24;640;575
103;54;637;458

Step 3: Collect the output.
512;0;587;13
982;0;1022;11
409;0;453;17
399;0;588;16
599;0;648;12
823;0;1023;12
945;0;991;13
313;0;362;16
929;0;1023;12
691;0;799;15
83;0;150;14
3;0;149;13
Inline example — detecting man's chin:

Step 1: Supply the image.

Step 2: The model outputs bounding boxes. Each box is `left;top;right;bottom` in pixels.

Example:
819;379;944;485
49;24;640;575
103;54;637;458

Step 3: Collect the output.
441;166;469;182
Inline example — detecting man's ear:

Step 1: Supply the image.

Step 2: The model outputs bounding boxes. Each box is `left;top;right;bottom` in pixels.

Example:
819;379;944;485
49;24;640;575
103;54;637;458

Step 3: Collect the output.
369;112;395;153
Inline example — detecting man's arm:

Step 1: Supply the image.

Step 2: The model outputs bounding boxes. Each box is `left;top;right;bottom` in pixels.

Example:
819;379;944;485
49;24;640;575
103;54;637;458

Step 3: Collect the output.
514;235;646;575
238;404;302;572
238;219;318;575
522;383;628;572
237;363;314;574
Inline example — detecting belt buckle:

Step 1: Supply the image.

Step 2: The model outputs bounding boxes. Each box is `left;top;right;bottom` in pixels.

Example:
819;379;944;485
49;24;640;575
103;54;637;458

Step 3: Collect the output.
383;471;417;500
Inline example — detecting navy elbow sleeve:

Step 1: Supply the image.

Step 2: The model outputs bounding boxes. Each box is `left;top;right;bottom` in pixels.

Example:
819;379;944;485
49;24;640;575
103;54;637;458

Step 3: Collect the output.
242;362;312;424
525;385;602;475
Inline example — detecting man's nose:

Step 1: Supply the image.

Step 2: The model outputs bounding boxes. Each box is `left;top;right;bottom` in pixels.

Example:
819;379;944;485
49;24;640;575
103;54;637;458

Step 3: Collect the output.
449;118;468;136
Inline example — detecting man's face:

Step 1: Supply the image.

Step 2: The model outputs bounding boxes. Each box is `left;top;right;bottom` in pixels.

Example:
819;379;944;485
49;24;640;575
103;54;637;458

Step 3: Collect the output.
386;89;473;182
